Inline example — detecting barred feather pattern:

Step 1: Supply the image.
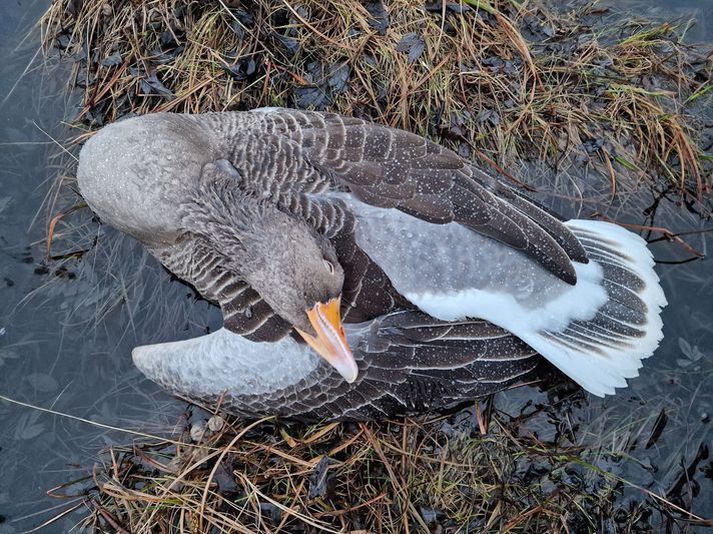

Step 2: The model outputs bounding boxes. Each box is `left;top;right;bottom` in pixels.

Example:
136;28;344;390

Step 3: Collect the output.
76;108;665;417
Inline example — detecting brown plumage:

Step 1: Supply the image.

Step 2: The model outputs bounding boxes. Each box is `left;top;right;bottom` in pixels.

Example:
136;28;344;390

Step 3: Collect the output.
76;108;665;419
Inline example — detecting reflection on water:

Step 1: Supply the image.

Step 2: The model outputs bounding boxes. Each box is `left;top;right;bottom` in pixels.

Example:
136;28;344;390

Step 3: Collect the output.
605;0;713;43
0;0;711;531
0;1;209;531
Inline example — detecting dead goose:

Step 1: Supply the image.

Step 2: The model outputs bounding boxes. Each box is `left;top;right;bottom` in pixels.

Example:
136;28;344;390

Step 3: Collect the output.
76;109;667;419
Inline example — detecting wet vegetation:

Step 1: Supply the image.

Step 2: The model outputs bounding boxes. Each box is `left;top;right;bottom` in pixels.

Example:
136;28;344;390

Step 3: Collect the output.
23;0;713;531
41;0;712;209
18;383;712;532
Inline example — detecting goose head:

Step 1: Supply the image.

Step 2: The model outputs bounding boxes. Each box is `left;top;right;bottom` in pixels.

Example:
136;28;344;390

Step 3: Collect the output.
183;182;359;383
231;210;358;383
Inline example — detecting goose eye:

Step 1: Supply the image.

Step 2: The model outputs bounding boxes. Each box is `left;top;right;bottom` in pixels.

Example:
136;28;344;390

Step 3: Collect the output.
323;259;335;275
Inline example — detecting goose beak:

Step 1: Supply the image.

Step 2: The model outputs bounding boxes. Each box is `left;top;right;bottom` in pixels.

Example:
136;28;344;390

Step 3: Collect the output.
296;296;358;383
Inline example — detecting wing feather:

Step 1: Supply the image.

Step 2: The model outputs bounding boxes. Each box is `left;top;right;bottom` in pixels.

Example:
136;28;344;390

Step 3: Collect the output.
240;109;585;284
151;236;292;341
135;310;538;419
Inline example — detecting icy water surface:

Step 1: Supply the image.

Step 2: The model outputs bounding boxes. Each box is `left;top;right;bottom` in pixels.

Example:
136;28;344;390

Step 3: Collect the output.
0;0;711;532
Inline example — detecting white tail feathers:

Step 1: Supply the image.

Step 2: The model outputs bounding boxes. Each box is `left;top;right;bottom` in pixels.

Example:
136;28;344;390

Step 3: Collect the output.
521;219;667;396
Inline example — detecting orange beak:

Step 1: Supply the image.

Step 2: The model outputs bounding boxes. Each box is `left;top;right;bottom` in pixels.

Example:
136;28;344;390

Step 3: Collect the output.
295;296;358;383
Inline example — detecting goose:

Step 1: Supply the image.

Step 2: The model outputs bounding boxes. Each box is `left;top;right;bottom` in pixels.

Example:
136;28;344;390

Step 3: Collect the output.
76;109;667;420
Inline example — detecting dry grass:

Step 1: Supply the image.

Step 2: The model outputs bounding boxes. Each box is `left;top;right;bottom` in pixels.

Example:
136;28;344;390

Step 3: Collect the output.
33;0;713;532
41;0;711;201
32;395;711;533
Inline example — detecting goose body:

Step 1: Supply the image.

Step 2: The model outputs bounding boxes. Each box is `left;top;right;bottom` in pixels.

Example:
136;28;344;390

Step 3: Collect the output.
77;109;666;419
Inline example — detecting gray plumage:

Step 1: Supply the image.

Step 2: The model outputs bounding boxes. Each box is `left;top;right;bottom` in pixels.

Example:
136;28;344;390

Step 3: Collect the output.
76;108;666;419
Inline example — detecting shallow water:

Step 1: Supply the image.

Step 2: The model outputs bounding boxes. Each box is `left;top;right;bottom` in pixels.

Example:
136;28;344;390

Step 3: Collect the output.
0;0;711;531
0;2;207;531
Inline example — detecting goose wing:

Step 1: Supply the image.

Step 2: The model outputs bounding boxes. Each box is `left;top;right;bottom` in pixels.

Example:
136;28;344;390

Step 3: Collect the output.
133;310;539;420
239;108;587;284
